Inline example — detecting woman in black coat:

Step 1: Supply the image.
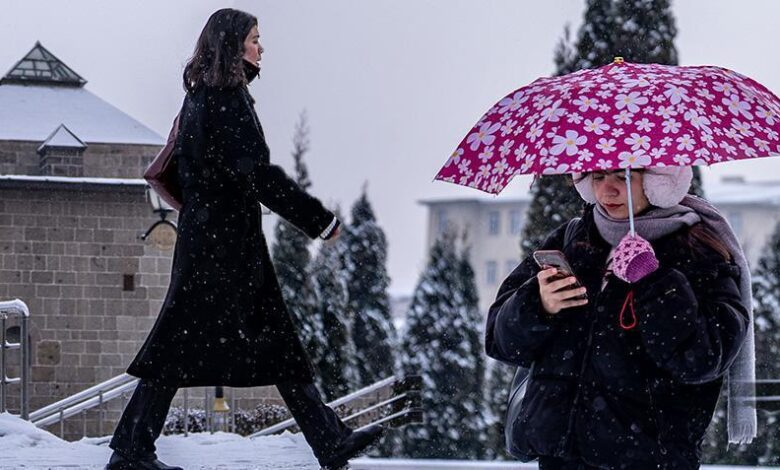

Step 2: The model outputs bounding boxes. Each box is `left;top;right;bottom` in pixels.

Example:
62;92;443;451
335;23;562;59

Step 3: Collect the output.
106;9;382;470
486;167;752;470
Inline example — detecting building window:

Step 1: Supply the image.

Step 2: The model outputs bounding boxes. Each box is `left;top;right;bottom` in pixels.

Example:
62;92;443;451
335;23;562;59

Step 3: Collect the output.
488;211;500;236
437;209;449;235
727;211;743;236
505;259;519;275
486;260;498;285
509;209;523;235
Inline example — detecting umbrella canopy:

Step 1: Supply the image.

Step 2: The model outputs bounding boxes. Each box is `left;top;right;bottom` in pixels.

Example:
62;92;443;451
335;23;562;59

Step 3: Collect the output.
436;58;780;194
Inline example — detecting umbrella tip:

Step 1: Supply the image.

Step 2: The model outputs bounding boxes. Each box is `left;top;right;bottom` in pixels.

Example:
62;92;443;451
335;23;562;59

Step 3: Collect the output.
613;56;625;64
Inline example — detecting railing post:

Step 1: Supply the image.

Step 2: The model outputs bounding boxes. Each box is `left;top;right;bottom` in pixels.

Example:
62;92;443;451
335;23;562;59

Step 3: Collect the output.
183;388;189;437
59;408;64;438
82;409;87;437
0;300;31;419
230;390;236;434
0;315;6;413
20;314;30;420
204;387;210;433
98;390;104;436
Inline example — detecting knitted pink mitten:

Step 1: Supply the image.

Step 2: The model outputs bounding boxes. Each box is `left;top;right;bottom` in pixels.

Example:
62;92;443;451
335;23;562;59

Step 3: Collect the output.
612;233;659;283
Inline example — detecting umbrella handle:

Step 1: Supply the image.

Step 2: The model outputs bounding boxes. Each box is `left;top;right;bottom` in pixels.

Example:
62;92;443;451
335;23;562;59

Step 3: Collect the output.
625;168;636;237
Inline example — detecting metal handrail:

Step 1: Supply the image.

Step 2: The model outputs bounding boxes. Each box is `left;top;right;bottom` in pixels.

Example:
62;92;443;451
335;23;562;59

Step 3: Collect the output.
0;299;31;419
250;375;422;438
29;373;137;422
31;377;139;428
250;375;397;437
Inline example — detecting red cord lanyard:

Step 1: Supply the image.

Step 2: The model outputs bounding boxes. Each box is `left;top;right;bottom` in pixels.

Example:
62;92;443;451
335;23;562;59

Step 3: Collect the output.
619;289;638;330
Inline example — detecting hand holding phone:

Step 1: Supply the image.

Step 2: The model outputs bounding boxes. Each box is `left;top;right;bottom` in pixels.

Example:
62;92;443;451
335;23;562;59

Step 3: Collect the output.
533;250;588;315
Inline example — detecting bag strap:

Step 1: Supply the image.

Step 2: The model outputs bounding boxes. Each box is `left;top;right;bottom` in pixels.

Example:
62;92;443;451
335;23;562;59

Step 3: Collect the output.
563;217;581;250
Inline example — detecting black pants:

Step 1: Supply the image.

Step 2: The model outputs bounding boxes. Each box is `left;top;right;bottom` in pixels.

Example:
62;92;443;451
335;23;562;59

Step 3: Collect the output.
538;456;601;470
109;379;350;461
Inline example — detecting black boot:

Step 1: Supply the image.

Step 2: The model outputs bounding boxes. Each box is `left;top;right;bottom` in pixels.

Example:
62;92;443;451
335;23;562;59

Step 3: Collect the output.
276;382;386;468
318;424;385;469
108;379;179;469
105;450;183;470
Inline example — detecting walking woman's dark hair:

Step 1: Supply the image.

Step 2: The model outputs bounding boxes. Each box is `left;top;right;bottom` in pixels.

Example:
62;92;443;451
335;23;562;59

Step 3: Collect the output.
183;8;258;94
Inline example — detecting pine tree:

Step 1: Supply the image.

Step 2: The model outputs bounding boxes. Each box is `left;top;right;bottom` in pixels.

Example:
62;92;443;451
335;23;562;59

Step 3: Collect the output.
342;188;396;385
613;0;678;65
271;112;324;367
394;233;487;458
557;0;617;74
702;222;780;465
309;234;360;401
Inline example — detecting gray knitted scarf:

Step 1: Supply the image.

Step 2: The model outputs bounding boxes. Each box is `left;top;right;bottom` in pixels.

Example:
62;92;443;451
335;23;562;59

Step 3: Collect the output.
593;195;757;445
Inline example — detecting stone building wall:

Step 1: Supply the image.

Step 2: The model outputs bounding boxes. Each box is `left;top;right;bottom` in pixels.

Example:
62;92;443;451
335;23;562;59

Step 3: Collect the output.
0;177;293;440
0;140;161;179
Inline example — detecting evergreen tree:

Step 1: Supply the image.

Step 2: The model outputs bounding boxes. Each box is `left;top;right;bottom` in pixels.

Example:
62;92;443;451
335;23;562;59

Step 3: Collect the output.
613;0;678;65
309;233;360;401
271;112;323;366
342;188;396;385
557;0;617;74
702;222;780;466
393;233;487;458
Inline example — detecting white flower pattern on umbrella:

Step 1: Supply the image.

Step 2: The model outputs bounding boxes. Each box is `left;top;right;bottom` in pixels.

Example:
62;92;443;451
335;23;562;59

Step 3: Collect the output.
438;61;780;193
596;137;617;153
625;133;651;151
550;130;587;156
723;94;753;119
466;122;501;151
676;134;695;151
584;117;610;135
573;95;599;112
618;149;651;168
615;91;649;113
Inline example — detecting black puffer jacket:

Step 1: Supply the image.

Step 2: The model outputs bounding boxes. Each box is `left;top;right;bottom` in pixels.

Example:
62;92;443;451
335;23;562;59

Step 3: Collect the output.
486;206;749;470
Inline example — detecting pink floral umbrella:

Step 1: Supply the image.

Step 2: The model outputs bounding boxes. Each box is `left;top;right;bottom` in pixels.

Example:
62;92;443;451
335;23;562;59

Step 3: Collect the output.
436;58;780;196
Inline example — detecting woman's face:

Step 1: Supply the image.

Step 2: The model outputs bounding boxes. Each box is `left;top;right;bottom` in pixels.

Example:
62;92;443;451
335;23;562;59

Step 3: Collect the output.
592;170;649;219
243;25;263;68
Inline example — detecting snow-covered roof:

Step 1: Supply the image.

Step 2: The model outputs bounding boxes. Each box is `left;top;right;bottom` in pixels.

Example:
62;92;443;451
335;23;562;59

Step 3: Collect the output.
0;43;164;145
0;84;164;145
705;180;780;206
37;124;86;152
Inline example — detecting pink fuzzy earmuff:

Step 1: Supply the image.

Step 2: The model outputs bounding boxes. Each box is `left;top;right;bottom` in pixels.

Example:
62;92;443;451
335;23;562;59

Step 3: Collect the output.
572;166;693;208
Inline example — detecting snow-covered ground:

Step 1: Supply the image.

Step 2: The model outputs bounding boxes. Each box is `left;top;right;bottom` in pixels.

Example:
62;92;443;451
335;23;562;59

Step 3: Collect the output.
0;412;321;469
1;413;775;470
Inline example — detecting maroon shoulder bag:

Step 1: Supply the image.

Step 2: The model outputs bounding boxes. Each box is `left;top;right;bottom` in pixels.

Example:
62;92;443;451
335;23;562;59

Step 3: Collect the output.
143;112;183;211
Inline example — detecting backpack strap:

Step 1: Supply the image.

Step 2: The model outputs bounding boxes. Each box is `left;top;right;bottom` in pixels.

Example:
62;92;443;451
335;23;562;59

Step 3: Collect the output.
563;217;581;250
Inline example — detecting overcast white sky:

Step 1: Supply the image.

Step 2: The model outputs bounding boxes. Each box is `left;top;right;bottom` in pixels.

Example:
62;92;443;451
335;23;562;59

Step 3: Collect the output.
2;1;780;295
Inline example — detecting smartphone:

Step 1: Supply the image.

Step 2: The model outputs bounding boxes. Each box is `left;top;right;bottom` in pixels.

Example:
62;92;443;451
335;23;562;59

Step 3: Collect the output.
533;250;587;300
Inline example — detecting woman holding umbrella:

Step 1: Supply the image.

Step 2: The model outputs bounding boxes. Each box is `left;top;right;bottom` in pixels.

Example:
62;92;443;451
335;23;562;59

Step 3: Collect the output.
487;166;750;469
437;59;772;468
106;9;382;470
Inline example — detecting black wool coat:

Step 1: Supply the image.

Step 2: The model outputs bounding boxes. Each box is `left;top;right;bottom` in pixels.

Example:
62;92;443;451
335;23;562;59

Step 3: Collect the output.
486;206;749;470
128;76;335;387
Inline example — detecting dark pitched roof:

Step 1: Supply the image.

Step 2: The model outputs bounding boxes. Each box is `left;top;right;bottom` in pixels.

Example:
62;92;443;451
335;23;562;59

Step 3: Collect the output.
0;42;86;87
